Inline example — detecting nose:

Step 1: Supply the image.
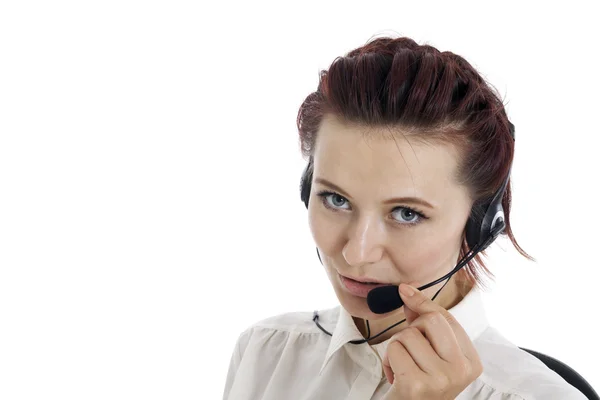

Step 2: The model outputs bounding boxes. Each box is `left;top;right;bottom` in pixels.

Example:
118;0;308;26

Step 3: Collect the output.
342;213;386;267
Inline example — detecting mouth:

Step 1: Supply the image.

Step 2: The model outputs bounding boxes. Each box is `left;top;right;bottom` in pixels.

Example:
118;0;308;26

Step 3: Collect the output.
338;273;391;298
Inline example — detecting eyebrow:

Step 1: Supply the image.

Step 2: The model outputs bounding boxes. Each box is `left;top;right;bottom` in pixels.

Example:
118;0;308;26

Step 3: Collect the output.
314;177;435;209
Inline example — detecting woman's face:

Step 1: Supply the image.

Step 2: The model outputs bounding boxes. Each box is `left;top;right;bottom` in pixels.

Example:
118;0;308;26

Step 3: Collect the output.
308;114;474;321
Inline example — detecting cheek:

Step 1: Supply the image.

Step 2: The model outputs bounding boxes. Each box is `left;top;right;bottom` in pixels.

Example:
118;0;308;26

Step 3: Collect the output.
388;225;465;277
390;245;445;274
308;204;342;255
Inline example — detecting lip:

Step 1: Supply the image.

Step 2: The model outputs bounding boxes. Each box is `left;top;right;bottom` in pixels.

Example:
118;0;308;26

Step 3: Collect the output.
338;273;387;284
338;273;390;298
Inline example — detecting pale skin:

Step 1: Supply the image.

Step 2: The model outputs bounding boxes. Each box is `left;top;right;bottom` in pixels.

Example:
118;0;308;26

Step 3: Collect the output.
308;114;483;398
382;283;484;399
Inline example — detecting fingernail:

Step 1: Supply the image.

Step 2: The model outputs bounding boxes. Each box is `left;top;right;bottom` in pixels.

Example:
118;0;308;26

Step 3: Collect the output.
400;284;415;297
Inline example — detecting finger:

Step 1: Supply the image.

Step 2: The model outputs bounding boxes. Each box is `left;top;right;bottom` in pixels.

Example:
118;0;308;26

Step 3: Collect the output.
383;339;425;381
408;311;463;363
399;283;479;362
389;326;445;375
402;281;420;324
382;358;394;384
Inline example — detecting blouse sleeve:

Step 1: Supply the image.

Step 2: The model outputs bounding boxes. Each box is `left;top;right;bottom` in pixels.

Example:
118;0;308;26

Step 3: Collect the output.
221;323;303;400
222;329;251;400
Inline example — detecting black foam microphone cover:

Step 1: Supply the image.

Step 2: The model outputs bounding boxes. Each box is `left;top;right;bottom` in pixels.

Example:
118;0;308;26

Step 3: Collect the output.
367;285;403;314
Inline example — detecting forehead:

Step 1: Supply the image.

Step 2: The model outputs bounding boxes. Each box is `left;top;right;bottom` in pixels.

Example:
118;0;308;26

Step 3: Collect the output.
313;115;463;200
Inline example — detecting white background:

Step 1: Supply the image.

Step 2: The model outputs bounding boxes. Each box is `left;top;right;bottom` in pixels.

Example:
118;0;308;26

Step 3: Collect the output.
1;1;599;399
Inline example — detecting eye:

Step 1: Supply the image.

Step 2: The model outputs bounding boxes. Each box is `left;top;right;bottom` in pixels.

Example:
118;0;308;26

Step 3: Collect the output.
318;191;350;210
315;190;429;227
391;207;424;225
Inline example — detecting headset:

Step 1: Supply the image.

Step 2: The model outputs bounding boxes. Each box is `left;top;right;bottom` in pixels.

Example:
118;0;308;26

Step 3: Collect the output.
305;121;516;343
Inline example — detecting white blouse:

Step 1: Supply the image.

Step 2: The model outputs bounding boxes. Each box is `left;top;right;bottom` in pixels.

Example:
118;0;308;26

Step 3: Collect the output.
223;286;587;399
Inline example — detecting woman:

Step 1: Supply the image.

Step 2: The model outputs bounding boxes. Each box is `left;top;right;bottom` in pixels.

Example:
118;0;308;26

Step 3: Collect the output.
223;36;587;399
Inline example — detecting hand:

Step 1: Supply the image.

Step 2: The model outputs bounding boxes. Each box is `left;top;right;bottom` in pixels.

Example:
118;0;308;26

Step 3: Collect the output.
382;283;483;400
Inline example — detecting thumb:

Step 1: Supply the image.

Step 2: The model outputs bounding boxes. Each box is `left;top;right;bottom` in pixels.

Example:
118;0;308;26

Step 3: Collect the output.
401;281;420;324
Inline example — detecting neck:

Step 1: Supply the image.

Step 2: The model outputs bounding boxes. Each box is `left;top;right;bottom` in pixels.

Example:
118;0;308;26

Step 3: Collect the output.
353;273;472;344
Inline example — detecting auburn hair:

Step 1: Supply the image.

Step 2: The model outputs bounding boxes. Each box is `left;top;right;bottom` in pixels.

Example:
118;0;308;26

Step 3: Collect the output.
296;36;534;290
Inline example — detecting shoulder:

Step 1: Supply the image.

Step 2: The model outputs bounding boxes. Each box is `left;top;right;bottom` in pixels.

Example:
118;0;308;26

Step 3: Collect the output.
471;326;587;399
224;307;341;399
248;306;339;334
233;306;340;353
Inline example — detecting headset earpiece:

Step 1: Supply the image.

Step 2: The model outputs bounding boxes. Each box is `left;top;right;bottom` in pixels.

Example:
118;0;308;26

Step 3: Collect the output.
300;158;313;209
464;121;515;252
464;174;509;252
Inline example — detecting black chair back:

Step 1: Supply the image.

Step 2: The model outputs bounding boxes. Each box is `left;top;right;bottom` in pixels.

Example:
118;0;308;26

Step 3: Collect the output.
519;347;598;400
